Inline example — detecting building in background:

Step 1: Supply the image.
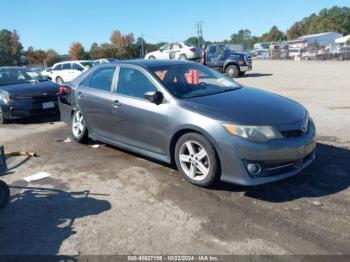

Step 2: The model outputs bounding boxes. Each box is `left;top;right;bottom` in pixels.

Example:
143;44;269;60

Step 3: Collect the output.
288;32;343;49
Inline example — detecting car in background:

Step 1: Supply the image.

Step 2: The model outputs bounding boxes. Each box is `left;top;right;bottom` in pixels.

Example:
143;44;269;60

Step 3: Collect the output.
58;60;315;187
251;50;270;59
337;46;350;60
145;42;201;61
93;58;118;66
50;60;93;84
0;67;59;124
41;67;53;78
302;49;327;60
202;44;252;78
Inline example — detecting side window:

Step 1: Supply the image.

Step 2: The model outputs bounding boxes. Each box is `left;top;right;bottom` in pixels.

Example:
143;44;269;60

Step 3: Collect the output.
53;64;62;71
80;74;91;87
72;63;84;71
89;67;115;92
62;63;71;70
116;67;156;99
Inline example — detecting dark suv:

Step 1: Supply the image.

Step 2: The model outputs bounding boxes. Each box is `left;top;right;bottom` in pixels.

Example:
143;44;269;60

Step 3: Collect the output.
338;46;350;60
202;44;252;78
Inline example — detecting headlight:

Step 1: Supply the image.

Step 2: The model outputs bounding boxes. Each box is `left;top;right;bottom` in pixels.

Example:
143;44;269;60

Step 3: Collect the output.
223;124;282;142
0;94;11;104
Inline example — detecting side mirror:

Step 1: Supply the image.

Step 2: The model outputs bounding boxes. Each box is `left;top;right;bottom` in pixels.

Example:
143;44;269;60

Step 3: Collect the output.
144;91;163;104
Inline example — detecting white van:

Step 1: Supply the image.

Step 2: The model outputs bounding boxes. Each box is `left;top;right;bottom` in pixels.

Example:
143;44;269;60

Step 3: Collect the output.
50;60;93;84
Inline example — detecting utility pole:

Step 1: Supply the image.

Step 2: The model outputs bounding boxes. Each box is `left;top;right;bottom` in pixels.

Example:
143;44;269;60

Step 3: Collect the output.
141;33;145;58
195;21;203;47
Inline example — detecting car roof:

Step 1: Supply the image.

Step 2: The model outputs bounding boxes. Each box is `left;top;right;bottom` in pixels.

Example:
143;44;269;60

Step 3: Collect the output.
55;60;92;65
0;66;32;70
109;59;197;69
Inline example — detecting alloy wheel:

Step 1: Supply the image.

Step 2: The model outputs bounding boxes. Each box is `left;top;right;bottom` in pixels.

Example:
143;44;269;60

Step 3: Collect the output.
179;141;210;181
72;111;84;137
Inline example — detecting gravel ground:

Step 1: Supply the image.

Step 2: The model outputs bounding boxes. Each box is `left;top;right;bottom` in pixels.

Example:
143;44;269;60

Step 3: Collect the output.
0;60;349;256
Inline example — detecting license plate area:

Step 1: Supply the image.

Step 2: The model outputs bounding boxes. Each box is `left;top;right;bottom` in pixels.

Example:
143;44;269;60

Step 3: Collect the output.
42;101;55;109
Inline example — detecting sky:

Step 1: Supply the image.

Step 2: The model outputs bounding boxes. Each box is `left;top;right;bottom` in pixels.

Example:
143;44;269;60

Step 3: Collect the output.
1;0;349;54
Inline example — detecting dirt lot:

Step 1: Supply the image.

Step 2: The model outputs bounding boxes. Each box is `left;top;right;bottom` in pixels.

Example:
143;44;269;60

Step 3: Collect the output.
0;60;349;256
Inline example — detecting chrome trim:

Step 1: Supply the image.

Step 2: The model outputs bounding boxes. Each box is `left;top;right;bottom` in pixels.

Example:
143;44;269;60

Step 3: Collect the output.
265;162;294;171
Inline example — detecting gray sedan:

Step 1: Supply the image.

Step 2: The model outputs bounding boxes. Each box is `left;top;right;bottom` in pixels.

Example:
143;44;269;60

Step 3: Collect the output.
58;60;316;187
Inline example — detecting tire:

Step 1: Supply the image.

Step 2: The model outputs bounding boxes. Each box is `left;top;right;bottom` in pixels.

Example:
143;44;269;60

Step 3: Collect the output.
225;65;240;78
175;133;220;187
148;56;156;60
71;110;88;143
338;55;344;61
0;107;8;124
179;54;187;60
0;180;10;210
238;71;246;76
56;76;64;84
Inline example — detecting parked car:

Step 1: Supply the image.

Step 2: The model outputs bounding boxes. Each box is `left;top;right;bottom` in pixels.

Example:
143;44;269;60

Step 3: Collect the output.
93;58;118;66
145;42;201;60
302;49;327;60
337;46;350;60
50;60;93;84
41;67;52;78
202;44;252;78
58;60;315;187
0;67;59;124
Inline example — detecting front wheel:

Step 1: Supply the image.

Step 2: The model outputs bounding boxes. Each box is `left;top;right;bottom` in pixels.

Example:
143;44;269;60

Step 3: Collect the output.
148;56;156;60
72;110;88;143
56;76;64;84
225;65;240;78
175;133;220;187
239;71;246;76
0;180;10;210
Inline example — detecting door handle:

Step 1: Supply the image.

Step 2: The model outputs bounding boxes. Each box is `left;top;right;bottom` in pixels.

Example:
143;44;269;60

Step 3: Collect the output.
112;100;121;108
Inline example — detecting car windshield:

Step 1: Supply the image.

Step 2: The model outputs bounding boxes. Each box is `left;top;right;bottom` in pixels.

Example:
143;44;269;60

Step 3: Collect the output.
149;64;241;99
80;61;94;69
0;68;48;85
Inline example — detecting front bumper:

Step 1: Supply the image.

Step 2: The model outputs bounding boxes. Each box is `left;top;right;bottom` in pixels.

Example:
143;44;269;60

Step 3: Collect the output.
1;98;59;120
217;121;316;186
240;64;252;72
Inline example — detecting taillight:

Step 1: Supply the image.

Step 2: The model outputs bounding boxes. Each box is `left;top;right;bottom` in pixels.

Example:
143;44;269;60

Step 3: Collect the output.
58;86;66;95
190;47;196;52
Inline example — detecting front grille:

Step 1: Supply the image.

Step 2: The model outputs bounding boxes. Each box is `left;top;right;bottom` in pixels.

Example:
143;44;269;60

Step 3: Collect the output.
281;130;305;138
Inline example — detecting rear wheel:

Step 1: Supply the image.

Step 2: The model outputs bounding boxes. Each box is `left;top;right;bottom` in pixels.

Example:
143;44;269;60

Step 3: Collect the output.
72;110;88;143
175;133;220;187
0;180;10;210
179;54;187;60
0;108;8;124
225;65;240;78
56;76;64;84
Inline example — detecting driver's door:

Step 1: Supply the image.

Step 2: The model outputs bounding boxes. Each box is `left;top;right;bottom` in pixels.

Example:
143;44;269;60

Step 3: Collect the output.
159;44;171;59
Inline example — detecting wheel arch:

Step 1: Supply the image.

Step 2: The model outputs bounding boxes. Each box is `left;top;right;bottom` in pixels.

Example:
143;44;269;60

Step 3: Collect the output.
223;61;240;72
169;126;220;166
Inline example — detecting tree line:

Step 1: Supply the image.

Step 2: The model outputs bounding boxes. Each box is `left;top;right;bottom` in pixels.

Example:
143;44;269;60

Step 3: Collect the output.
0;5;349;67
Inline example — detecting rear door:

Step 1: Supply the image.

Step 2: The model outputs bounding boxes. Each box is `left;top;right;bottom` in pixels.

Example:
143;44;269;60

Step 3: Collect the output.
205;45;225;68
110;66;169;155
76;66;117;139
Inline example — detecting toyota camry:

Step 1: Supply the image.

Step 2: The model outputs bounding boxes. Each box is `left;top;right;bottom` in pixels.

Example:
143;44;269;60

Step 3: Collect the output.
58;60;316;187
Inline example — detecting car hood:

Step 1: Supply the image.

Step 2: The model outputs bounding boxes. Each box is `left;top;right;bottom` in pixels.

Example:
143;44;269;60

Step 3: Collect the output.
182;87;306;126
0;81;59;97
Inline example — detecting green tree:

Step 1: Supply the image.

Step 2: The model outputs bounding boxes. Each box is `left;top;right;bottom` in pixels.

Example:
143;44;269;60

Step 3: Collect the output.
185;36;204;47
44;49;60;66
230;29;252;48
260;26;286;42
0;29;23;66
89;42;98;59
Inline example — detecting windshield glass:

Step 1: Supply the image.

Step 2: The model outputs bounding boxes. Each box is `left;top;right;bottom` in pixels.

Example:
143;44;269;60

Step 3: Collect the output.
0;68;48;85
149;64;241;99
80;61;94;69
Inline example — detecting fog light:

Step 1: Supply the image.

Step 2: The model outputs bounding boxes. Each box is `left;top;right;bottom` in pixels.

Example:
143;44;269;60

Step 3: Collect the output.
247;163;262;175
